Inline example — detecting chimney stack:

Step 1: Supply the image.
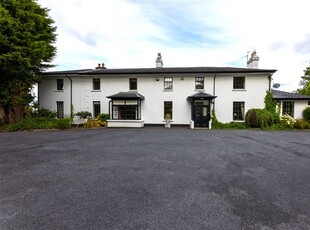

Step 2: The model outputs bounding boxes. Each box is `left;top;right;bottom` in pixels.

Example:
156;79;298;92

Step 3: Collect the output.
95;63;106;70
247;50;259;68
156;53;163;68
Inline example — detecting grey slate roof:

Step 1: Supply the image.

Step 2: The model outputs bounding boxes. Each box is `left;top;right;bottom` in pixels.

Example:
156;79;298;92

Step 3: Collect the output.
272;89;310;100
106;92;145;100
43;66;276;76
187;91;217;100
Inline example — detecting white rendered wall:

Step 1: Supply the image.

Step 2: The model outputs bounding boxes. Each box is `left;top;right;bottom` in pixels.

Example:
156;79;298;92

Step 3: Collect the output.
39;73;271;124
214;74;270;123
278;101;309;119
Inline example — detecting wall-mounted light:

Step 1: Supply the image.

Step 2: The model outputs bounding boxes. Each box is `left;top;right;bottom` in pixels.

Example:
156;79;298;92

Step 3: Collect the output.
181;77;184;80
155;78;160;81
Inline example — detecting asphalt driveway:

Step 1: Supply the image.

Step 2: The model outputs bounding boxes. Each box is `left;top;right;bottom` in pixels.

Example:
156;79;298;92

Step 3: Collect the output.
0;128;310;230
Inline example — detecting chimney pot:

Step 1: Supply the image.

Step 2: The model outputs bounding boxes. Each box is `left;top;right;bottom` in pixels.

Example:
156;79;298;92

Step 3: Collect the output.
156;53;163;68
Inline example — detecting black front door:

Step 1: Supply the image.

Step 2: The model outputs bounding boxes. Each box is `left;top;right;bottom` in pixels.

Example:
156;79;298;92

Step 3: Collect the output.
193;101;210;128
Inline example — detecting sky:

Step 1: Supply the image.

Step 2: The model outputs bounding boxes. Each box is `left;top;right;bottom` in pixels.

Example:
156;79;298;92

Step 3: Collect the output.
37;0;310;92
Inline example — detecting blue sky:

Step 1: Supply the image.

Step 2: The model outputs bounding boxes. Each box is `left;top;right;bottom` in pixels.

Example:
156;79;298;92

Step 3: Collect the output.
38;0;310;91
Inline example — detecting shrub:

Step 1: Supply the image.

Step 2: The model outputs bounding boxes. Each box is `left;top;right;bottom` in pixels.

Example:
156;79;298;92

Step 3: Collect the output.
84;118;107;128
97;113;110;121
245;108;273;129
5;117;71;131
264;90;280;123
303;107;310;121
256;109;273;129
281;114;296;129
54;118;71;129
37;108;57;118
75;111;92;119
245;109;260;127
296;119;310;129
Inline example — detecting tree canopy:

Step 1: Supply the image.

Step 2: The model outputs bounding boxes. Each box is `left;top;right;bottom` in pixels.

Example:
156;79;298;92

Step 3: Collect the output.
0;0;57;123
296;65;310;95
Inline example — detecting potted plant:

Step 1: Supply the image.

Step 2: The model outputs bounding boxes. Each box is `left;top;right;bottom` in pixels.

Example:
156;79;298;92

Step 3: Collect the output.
165;113;171;128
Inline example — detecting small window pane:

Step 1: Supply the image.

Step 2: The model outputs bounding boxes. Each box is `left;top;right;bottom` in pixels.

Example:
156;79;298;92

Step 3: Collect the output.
129;78;137;90
233;102;244;120
164;77;173;90
164;101;173;119
195;77;204;89
283;101;294;117
93;78;100;90
233;77;245;89
57;79;63;90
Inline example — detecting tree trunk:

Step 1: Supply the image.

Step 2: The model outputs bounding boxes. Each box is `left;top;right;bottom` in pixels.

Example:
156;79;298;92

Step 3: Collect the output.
7;105;24;124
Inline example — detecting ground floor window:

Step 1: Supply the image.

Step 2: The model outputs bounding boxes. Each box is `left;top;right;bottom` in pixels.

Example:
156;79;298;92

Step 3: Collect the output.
93;101;101;118
233;101;244;120
56;101;64;118
111;100;141;120
164;101;173;119
283;101;294;117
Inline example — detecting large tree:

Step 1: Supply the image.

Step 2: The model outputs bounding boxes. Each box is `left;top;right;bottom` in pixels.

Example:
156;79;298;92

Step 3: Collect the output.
296;65;310;95
0;0;56;123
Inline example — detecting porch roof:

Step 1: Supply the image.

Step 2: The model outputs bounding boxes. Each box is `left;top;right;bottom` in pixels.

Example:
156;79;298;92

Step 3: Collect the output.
106;92;145;100
187;91;217;100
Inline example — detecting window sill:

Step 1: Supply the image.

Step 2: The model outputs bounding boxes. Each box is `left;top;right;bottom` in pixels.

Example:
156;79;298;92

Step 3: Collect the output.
232;120;245;122
54;90;64;92
91;90;101;92
232;89;246;91
195;89;205;91
163;89;173;92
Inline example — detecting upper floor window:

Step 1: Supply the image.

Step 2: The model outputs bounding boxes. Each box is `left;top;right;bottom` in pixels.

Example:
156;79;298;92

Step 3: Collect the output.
57;79;63;91
129;78;137;90
233;77;245;89
93;78;100;90
233;101;245;120
164;77;173;90
283;101;294;117
195;77;204;89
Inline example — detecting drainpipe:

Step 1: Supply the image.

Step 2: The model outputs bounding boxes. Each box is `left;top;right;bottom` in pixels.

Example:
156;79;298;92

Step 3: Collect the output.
213;73;217;109
268;74;273;92
66;74;73;118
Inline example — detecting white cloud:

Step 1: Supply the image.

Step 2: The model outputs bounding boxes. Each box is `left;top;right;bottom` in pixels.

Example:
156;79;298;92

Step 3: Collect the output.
38;0;310;91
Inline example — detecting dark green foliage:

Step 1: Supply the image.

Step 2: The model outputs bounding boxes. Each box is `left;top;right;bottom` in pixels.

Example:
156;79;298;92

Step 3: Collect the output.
75;111;92;119
37;108;56;118
0;0;57;123
212;109;249;129
245;108;273;129
97;113;110;121
256;109;273;129
264;90;280;123
302;107;310;121
245;109;260;127
5;117;71;131
296;66;310;95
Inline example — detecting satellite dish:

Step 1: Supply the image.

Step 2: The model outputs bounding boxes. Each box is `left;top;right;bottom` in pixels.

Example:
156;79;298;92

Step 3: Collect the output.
273;83;281;88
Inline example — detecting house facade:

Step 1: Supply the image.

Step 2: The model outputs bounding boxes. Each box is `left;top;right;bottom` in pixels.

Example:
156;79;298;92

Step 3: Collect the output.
39;53;278;128
271;89;310;119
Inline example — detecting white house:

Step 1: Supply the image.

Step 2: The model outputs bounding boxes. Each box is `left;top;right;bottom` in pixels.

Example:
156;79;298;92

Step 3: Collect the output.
271;89;310;119
39;52;280;128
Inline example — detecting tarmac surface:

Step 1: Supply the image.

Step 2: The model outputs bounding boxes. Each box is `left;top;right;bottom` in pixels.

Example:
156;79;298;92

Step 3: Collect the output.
0;128;310;230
